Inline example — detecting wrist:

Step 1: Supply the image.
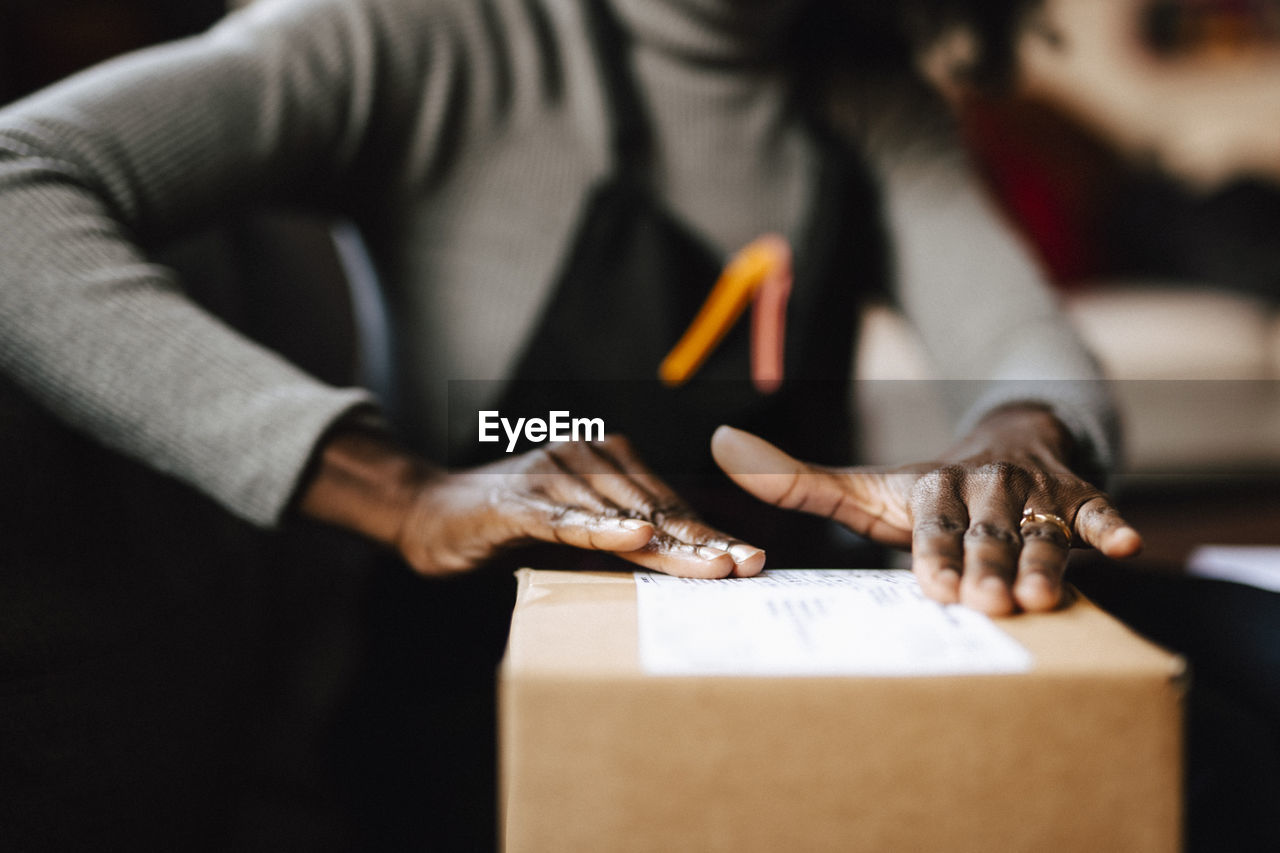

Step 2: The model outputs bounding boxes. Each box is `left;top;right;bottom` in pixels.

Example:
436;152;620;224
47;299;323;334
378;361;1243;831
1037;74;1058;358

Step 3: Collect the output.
298;426;437;548
948;403;1076;469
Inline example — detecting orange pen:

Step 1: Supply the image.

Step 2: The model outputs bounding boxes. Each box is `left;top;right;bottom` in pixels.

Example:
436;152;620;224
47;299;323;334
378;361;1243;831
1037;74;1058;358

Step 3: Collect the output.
658;233;792;391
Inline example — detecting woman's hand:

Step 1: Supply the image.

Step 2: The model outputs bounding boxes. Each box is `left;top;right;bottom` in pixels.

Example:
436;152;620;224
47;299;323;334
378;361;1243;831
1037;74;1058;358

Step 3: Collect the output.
300;428;765;579
711;405;1142;615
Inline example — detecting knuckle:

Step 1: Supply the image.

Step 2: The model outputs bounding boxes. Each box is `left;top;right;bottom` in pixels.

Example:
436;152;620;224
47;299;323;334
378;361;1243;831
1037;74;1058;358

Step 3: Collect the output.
965;521;1021;546
917;465;963;492
619;494;658;519
651;503;697;530
913;517;968;539
1021;524;1069;545
646;530;679;553
974;461;1033;491
1087;500;1123;522
1027;471;1054;495
523;484;553;505
909;467;964;511
1072;498;1116;534
916;514;962;535
545;503;573;524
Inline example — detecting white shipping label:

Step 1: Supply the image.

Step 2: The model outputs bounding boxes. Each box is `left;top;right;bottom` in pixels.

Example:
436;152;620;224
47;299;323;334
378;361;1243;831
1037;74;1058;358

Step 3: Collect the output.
635;569;1032;677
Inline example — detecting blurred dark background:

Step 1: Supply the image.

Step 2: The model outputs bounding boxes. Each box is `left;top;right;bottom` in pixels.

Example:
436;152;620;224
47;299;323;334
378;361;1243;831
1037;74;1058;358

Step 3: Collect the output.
1;0;227;100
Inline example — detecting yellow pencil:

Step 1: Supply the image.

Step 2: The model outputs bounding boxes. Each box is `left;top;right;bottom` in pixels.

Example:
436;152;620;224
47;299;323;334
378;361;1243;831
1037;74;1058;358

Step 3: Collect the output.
659;234;789;387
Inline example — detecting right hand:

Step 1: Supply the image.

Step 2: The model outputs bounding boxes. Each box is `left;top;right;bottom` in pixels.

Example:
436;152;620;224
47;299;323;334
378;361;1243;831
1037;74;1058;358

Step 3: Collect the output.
301;429;765;579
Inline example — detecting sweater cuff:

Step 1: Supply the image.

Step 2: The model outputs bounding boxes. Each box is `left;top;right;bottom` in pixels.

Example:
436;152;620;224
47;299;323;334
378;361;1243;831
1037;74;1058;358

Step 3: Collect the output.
214;386;380;528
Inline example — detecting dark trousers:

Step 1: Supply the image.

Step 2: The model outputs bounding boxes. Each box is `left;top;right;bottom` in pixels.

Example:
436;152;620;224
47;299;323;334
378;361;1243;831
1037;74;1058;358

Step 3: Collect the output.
0;386;369;852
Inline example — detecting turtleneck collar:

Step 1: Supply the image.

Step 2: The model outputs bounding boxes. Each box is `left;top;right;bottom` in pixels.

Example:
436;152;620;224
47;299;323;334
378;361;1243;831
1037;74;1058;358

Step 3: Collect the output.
606;0;809;67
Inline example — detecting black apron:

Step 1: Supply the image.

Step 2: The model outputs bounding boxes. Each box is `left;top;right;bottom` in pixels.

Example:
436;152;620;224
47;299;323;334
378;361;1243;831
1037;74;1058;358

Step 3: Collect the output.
345;3;888;847
460;0;889;566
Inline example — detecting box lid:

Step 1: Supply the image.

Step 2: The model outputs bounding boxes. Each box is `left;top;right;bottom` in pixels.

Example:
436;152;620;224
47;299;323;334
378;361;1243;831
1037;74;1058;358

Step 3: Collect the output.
503;569;1185;681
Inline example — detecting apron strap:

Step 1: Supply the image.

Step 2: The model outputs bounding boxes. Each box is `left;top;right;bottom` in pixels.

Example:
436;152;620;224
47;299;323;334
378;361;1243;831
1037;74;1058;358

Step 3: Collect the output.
582;0;652;183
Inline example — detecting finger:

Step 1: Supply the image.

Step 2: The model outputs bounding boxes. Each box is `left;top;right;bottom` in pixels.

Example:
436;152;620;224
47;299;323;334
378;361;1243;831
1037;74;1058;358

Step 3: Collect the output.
710;424;815;505
506;496;655;553
958;478;1030;617
615;536;739;579
1073;496;1144;558
711;425;911;545
582;438;686;513
952;463;1040;616
535;455;701;565
908;470;967;605
509;457;758;576
1014;518;1071;612
657;516;767;578
580;441;766;575
960;521;1020;616
537;450;624;515
910;518;965;605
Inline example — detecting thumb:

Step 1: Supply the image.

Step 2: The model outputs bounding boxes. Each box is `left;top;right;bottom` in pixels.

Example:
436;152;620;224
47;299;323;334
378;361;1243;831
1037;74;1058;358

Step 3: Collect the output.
711;424;812;505
711;420;808;499
710;425;912;546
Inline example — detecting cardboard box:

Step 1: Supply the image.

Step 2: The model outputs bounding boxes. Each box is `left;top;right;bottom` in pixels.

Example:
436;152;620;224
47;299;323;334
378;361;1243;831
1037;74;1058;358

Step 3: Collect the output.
500;570;1185;852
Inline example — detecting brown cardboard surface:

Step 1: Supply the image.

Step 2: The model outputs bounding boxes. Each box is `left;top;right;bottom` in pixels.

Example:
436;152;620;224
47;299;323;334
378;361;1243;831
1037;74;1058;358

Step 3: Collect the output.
501;570;1185;852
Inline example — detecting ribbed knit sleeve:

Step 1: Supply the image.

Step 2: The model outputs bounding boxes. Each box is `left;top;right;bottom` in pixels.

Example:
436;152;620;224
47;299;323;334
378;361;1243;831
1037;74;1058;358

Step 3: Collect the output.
0;0;458;526
851;78;1119;479
880;153;1119;479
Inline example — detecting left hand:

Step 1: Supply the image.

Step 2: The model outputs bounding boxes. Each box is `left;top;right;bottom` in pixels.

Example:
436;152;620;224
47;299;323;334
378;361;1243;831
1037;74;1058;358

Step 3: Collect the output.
711;405;1143;615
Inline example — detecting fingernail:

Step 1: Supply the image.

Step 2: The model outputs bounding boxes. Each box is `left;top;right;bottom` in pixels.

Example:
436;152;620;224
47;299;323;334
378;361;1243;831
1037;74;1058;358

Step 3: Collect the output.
1104;526;1143;554
980;576;1008;596
1016;572;1054;598
1017;570;1049;588
697;545;729;561
935;567;961;591
729;544;764;564
618;518;649;530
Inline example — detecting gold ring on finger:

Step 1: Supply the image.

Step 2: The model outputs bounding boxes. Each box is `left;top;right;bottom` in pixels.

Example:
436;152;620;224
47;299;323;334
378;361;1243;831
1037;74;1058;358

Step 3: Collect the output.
1020;508;1073;544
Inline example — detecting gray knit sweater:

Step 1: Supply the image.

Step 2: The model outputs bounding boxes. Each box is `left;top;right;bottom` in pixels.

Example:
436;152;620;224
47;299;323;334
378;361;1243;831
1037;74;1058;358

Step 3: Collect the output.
0;0;1113;527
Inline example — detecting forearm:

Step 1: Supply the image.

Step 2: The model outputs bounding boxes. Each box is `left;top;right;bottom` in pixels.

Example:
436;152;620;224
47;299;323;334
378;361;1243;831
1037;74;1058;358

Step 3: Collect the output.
0;214;376;525
0;0;387;523
877;145;1117;480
